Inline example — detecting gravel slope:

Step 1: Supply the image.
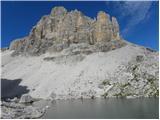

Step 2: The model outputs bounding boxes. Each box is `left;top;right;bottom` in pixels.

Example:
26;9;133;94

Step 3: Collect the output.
1;43;158;99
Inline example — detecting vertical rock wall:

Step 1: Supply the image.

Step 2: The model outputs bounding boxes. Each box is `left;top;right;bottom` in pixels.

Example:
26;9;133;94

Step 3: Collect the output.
9;6;121;55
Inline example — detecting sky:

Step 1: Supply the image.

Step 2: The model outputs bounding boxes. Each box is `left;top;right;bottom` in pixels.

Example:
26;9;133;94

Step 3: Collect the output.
1;1;159;51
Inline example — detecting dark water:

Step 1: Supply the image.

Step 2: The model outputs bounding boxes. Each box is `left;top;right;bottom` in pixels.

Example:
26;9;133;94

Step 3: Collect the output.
42;98;159;119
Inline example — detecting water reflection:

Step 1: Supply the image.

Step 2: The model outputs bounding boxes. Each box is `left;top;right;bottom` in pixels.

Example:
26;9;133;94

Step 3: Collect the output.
42;98;158;119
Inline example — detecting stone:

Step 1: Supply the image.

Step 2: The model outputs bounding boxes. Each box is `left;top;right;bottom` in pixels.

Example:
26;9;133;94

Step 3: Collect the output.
49;92;56;100
45;106;49;109
18;106;45;119
136;55;144;62
126;96;137;99
10;97;19;102
19;94;34;104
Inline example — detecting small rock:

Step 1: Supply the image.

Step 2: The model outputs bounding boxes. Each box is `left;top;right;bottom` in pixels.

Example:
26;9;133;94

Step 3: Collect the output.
98;84;104;89
45;106;49;109
88;80;93;84
49;92;56;100
10;97;18;102
91;95;95;99
136;55;144;62
126;96;137;99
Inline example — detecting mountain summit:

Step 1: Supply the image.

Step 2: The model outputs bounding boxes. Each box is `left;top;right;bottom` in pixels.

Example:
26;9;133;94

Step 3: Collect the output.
9;6;125;56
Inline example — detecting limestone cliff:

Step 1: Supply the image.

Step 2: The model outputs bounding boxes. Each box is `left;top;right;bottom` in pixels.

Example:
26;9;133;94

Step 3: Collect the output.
9;6;124;56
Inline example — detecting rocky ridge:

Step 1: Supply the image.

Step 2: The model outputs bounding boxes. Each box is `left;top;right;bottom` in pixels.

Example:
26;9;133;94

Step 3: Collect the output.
9;6;125;56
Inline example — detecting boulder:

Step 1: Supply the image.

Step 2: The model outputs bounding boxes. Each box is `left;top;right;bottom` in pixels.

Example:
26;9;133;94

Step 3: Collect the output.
19;94;34;104
10;97;18;102
136;55;144;62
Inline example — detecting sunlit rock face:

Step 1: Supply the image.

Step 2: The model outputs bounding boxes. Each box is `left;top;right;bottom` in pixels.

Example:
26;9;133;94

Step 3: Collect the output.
112;17;120;40
94;11;112;42
9;6;123;56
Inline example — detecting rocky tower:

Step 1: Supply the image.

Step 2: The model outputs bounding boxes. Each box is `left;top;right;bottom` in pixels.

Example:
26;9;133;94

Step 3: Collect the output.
9;6;123;55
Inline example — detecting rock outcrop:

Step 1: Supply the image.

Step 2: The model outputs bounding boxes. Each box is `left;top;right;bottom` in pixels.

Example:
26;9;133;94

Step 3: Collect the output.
9;6;123;56
1;101;45;119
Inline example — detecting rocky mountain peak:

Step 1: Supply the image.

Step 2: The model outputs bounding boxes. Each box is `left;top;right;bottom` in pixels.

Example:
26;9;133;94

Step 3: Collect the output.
97;11;110;24
9;6;125;56
50;6;67;17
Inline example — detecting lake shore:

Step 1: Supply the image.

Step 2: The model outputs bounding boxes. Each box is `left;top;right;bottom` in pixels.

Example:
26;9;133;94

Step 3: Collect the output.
41;98;159;119
1;96;159;119
1;77;159;119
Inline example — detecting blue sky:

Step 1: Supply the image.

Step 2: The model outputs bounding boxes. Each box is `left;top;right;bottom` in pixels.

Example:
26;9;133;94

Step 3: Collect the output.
1;1;159;51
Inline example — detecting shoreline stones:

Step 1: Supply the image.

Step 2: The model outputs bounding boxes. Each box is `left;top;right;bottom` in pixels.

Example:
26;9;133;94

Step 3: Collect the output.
1;98;45;119
1;101;45;119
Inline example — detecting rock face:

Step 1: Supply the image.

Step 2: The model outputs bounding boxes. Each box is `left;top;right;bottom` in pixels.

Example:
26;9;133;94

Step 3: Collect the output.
9;6;123;56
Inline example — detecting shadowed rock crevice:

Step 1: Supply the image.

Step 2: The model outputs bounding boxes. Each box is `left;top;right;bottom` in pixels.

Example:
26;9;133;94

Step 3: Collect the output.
1;78;30;100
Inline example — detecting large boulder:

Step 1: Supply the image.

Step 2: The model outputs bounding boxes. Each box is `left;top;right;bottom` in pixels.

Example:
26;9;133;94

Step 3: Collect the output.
19;94;34;103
